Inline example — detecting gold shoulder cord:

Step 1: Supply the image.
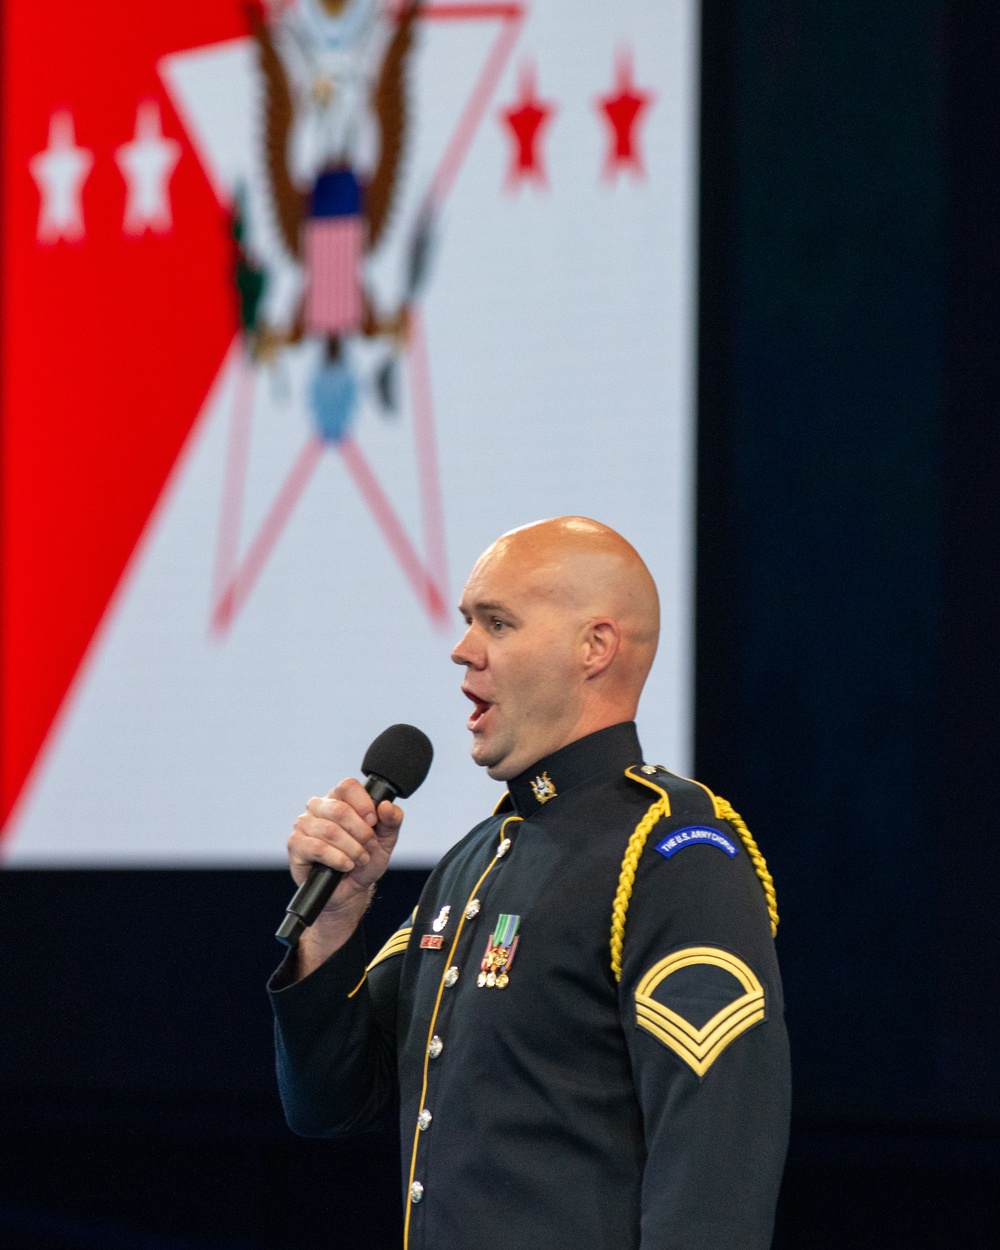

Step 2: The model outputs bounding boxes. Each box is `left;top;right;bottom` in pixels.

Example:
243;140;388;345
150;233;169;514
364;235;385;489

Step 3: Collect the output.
610;790;670;983
714;797;779;938
610;777;779;983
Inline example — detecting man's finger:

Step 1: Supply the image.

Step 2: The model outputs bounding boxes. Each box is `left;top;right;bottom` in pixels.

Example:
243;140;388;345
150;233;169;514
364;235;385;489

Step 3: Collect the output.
289;830;370;876
294;816;372;863
328;777;379;826
375;799;404;832
305;795;377;844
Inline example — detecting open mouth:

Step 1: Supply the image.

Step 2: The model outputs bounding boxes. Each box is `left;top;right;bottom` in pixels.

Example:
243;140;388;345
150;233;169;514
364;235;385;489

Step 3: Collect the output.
463;688;493;730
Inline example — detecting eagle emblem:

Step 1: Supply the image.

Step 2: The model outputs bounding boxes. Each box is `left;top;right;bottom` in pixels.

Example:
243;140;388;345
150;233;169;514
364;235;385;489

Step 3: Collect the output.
236;0;429;441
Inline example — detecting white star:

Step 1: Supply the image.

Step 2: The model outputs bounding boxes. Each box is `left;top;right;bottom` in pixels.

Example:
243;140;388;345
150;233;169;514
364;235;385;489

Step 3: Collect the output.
115;101;181;237
29;111;94;244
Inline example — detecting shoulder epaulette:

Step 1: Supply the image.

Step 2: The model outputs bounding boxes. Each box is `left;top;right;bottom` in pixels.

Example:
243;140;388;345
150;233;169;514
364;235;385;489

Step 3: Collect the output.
624;763;720;821
610;764;779;982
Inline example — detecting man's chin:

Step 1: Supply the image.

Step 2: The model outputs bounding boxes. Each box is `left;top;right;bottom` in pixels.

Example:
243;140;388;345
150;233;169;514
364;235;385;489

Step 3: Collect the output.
470;735;513;780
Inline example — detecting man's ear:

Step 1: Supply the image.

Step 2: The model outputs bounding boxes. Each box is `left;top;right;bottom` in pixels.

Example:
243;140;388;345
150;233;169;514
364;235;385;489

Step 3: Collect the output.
582;619;620;679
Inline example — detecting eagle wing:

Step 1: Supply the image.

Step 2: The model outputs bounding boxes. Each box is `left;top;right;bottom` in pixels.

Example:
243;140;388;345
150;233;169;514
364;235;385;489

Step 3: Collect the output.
366;0;421;251
252;11;306;260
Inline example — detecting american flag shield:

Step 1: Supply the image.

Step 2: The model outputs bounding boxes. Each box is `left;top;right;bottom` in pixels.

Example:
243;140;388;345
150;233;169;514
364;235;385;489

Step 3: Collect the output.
304;215;364;335
303;166;365;335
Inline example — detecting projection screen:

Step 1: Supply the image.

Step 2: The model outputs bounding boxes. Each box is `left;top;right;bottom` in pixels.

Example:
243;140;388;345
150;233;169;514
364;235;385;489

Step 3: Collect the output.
0;0;698;865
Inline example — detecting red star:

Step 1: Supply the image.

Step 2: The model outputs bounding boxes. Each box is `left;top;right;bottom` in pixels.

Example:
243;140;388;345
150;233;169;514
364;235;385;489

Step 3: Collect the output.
597;51;654;180
500;62;555;187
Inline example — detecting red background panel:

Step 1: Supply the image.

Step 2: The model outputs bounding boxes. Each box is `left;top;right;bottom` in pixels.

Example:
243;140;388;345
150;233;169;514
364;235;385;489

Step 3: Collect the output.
0;2;248;828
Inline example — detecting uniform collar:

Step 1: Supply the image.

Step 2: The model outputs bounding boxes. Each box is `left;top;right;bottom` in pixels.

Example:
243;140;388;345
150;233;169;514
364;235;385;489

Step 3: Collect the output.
505;722;642;816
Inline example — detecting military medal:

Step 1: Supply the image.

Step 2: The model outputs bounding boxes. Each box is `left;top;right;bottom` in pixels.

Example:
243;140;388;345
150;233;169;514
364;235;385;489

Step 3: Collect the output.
477;913;520;988
432;904;451;933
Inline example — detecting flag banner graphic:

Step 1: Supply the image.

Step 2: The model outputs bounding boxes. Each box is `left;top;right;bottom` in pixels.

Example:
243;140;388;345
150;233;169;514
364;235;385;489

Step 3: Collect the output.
0;0;698;865
304;218;365;335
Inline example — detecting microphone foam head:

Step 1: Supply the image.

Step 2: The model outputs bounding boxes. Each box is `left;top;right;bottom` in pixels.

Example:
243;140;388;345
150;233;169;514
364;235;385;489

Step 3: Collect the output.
362;724;434;798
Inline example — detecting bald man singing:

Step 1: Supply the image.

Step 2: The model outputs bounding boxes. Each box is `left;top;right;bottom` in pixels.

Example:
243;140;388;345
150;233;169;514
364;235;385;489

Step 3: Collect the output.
269;518;791;1250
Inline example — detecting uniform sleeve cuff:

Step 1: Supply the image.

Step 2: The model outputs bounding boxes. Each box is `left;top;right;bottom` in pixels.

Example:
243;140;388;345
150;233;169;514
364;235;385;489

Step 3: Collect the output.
267;925;368;1002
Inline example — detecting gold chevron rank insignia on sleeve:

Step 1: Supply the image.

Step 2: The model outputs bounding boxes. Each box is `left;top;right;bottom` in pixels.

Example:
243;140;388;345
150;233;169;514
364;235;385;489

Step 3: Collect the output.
366;924;413;972
634;947;766;1078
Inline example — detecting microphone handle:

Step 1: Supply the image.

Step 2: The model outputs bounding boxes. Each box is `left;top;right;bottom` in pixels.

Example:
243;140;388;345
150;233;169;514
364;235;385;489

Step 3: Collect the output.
275;775;397;948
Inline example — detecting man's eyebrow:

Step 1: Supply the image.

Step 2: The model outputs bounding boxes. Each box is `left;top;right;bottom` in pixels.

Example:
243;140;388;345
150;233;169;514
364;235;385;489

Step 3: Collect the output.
457;599;520;619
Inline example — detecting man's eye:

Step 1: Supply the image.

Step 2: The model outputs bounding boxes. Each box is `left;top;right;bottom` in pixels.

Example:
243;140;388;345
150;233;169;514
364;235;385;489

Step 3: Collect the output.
490;618;508;632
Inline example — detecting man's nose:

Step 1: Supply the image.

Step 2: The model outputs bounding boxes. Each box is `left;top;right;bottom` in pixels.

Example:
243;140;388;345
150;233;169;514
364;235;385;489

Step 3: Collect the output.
451;625;481;668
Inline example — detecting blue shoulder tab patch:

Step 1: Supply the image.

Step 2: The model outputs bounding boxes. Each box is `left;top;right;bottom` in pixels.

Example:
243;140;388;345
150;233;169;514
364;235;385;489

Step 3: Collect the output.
655;825;739;860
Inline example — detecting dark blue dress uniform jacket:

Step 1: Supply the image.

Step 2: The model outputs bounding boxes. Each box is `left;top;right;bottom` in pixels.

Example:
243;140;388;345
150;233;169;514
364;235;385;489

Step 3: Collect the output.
269;722;791;1250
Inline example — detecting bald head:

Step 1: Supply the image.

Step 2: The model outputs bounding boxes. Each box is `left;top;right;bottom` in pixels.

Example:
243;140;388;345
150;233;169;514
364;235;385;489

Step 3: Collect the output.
481;516;660;691
453;517;660;779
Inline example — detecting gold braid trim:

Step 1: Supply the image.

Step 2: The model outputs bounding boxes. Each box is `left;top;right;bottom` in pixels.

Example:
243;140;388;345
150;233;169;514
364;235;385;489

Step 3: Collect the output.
715;797;779;937
610;796;670;983
610;791;780;982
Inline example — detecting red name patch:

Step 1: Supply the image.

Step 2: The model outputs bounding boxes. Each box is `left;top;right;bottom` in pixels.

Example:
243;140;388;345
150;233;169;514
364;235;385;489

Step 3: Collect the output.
420;935;444;950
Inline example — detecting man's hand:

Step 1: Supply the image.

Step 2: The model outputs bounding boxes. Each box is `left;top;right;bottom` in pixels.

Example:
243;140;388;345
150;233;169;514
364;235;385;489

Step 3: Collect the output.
286;778;404;977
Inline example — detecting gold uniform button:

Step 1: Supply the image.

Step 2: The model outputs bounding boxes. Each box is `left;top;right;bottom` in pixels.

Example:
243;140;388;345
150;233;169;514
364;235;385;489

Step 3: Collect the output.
497;838;512;858
444;966;459;987
641;764;657;775
417;1109;432;1131
428;1035;443;1059
465;898;481;920
410;1182;424;1204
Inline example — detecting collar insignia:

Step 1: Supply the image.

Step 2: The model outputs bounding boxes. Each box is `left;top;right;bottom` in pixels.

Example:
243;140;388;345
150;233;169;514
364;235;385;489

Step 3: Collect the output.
432;904;451;933
530;771;557;804
477;913;520;988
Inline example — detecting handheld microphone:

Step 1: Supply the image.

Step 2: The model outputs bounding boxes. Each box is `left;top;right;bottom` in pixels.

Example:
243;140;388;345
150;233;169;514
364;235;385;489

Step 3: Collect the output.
275;724;434;948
